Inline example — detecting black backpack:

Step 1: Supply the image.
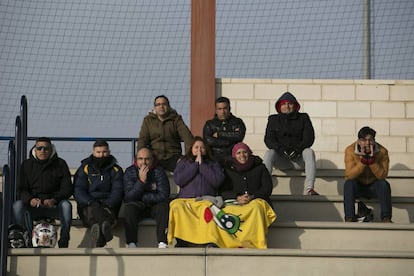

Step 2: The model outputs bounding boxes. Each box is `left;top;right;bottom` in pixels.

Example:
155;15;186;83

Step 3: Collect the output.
8;224;30;248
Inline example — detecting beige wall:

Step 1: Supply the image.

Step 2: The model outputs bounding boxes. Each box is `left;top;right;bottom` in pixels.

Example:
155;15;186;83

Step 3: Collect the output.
217;79;414;170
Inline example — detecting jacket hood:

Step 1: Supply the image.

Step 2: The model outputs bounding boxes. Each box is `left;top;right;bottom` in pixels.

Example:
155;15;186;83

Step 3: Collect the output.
275;92;301;113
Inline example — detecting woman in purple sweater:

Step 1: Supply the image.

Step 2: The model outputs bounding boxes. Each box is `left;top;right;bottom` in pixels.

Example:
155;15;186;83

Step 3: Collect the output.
168;136;224;247
173;136;224;198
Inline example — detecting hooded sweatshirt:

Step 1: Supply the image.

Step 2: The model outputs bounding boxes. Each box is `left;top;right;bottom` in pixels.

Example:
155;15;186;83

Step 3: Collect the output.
17;144;73;204
264;92;315;154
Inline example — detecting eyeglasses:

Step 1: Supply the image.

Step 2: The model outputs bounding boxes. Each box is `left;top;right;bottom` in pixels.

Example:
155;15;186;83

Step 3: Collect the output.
35;146;50;151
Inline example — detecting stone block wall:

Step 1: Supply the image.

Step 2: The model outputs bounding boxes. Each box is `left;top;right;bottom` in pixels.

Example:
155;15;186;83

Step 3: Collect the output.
217;79;414;170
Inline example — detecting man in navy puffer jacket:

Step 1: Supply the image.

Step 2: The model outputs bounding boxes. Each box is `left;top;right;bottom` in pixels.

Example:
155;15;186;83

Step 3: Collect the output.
123;147;170;248
74;140;123;247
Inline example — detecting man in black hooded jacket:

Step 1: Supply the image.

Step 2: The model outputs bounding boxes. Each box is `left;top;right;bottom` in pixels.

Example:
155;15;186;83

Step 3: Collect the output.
264;92;319;195
13;137;73;247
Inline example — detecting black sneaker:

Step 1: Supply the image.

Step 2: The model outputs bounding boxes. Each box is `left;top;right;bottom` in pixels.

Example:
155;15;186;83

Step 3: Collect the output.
307;189;319;196
101;221;113;243
58;239;69;248
90;223;100;245
357;201;373;222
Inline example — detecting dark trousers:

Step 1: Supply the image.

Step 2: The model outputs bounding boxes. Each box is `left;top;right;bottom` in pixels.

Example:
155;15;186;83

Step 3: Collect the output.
123;201;169;244
78;204;116;228
343;179;392;219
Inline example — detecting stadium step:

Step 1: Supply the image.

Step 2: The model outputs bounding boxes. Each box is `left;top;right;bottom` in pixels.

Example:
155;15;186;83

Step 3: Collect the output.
7;244;414;276
271;169;414;196
63;219;414;251
272;195;414;223
4;169;414;276
67;194;414;223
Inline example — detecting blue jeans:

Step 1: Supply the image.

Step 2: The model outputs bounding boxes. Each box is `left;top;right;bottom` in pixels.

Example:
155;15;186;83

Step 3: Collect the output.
343;179;392;220
13;199;72;243
263;148;316;191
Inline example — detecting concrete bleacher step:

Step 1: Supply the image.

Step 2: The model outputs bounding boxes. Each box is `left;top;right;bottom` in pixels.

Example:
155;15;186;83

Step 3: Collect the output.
66;194;414;223
273;177;414;196
268;221;414;251
62;218;414;252
7;247;414;276
272;195;414;223
271;169;414;196
4;169;414;276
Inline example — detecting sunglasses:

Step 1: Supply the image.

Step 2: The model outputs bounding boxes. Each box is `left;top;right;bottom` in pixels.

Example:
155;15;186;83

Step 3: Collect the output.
35;146;51;151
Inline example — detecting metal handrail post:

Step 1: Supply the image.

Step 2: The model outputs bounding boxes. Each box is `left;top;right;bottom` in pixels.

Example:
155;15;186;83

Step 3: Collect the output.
20;96;28;161
0;165;11;276
14;117;21;202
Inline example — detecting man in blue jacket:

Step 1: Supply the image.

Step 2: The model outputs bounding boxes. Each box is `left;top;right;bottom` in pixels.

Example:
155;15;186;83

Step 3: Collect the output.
264;92;319;195
123;147;170;248
74;140;123;247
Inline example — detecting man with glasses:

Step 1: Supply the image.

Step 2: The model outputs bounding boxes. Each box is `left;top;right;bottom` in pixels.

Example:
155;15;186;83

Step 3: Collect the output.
123;147;170;248
344;126;392;223
137;95;193;172
13;137;73;247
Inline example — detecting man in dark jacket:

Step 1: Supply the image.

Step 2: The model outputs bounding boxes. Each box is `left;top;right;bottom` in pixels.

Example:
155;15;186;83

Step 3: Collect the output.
13;137;73;248
203;97;246;165
74;140;123;247
137;95;193;172
123;147;170;248
264;92;319;195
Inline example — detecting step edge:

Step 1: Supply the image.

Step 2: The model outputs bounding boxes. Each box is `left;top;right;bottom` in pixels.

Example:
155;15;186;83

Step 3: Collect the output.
8;248;414;259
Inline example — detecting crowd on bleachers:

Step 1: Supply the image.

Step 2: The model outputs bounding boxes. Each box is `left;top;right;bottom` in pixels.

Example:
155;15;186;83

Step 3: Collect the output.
7;93;392;249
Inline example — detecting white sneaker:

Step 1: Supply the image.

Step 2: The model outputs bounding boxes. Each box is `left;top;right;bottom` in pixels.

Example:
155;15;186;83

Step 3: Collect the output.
128;242;137;248
158;242;168;248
